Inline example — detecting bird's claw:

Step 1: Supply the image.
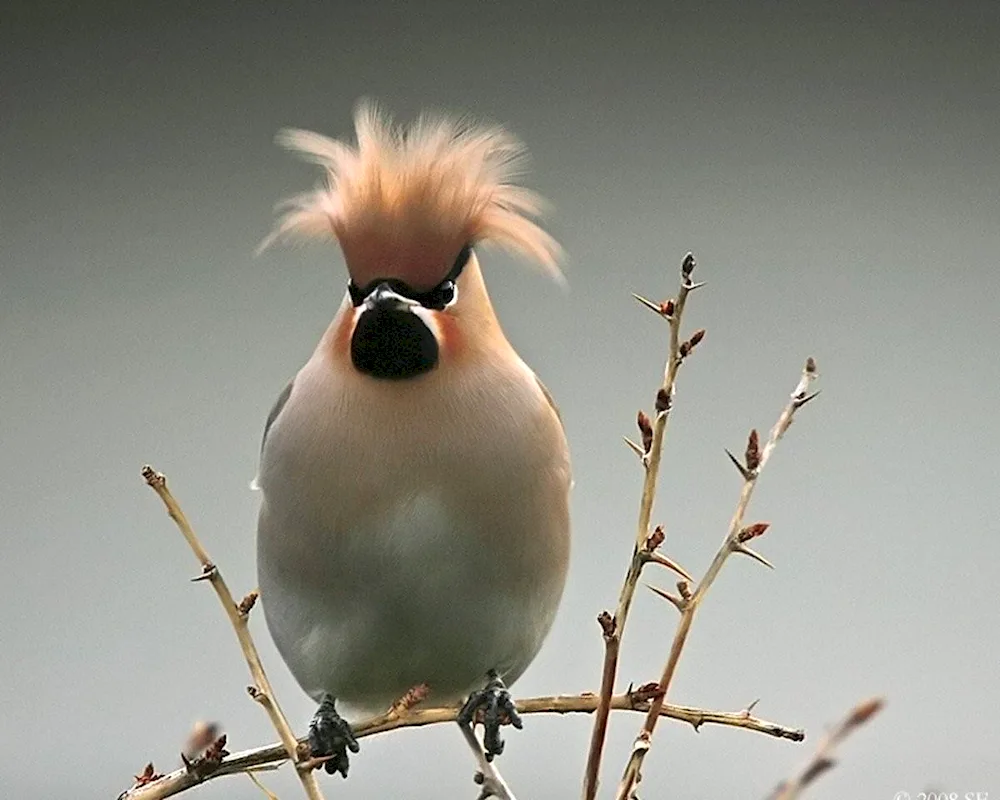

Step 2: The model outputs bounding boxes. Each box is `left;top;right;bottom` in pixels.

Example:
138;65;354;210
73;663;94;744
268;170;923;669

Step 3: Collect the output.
308;695;360;777
457;670;522;761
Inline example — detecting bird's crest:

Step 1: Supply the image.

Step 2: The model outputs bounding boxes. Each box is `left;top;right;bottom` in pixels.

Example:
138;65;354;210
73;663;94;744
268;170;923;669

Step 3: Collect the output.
261;101;563;291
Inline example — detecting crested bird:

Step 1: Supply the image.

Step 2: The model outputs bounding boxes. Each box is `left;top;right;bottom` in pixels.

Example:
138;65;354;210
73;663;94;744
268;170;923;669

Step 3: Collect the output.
254;103;572;779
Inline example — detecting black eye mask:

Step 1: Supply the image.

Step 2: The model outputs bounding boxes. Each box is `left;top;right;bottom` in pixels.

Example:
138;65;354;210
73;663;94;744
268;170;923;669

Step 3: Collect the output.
348;244;472;310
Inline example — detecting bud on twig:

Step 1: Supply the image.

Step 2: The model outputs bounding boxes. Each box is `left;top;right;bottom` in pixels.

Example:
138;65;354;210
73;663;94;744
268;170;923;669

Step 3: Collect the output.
681;252;696;278
238;590;259;616
737;522;770;543
845;697;884;729
644;525;665;552
655;388;671;414
745;429;761;472
637;411;654;454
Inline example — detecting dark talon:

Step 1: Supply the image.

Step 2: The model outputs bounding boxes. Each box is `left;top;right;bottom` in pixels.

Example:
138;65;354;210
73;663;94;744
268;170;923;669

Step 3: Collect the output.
458;670;522;761
308;694;360;777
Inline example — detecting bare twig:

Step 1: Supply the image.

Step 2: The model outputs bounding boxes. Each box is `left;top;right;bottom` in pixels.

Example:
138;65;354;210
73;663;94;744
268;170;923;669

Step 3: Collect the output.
139;466;324;800
614;358;820;799
582;252;702;800
767;697;883;799
459;723;517;800
120;692;803;799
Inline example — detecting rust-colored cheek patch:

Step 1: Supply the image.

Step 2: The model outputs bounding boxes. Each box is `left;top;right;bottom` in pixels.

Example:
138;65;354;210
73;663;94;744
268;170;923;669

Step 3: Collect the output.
436;313;464;361
332;310;357;357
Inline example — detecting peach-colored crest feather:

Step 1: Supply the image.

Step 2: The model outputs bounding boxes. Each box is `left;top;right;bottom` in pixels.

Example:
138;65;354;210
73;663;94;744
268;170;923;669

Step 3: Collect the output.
261;101;563;290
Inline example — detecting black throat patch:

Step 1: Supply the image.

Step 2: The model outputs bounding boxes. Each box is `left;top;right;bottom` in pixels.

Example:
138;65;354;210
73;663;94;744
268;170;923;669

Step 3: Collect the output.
350;306;439;380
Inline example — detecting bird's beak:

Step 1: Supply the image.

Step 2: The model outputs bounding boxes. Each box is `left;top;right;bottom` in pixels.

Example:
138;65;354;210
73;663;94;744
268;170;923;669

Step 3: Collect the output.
363;282;420;312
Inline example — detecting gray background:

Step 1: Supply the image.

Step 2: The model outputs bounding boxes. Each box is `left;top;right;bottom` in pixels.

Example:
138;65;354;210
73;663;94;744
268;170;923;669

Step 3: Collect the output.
3;2;998;798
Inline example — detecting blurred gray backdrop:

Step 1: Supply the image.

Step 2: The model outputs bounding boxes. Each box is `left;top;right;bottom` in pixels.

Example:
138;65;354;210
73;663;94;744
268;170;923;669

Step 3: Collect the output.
3;1;998;798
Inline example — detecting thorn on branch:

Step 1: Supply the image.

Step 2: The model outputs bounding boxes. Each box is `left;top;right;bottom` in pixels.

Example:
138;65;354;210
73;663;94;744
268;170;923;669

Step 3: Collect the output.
731;542;775;569
647;583;687;613
190;564;217;583
623;436;645;459
794;389;822;409
631;293;674;320
725;448;753;480
645;551;694;582
745;429;761;473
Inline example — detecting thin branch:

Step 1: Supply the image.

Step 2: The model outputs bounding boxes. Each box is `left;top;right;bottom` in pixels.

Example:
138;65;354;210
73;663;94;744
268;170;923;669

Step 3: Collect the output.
119;692;803;799
766;697;883;800
458;723;517;800
615;358;820;800
582;252;701;800
139;467;325;800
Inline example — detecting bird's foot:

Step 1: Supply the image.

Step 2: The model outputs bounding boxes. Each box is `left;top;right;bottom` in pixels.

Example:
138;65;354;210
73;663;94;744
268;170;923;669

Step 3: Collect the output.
308;695;360;777
457;670;522;761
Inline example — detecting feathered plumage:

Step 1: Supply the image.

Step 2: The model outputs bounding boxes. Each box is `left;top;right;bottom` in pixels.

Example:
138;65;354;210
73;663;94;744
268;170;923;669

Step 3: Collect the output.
261;101;563;291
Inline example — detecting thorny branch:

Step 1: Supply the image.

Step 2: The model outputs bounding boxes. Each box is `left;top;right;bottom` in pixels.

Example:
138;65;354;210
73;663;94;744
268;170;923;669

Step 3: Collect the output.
139;467;325;800
613;357;821;800
582;252;705;800
766;697;884;800
121;688;804;800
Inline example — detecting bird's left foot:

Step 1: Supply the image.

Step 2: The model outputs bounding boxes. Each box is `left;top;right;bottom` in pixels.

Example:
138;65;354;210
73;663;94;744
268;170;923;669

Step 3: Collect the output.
308;694;360;777
457;670;522;761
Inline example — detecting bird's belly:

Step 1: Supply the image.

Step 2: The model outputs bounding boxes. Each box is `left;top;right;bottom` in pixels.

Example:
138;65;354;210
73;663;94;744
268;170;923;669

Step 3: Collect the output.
258;479;564;714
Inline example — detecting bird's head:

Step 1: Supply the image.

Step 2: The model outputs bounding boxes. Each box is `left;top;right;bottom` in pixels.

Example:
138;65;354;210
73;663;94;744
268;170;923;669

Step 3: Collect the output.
261;102;562;380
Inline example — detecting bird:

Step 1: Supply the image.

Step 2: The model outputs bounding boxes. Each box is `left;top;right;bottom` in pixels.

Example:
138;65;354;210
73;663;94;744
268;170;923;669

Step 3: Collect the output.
254;102;572;779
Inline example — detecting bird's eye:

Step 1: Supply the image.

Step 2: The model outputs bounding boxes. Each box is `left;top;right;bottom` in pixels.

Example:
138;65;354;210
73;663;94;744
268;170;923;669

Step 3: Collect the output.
435;280;457;309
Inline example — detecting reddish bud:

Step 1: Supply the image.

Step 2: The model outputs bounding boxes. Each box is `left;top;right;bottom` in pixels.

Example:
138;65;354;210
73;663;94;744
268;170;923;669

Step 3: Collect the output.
677;580;692;600
133;763;164;786
745;429;761;471
645;524;666;551
202;734;229;763
655;388;671;414
737;522;770;542
846;697;884;728
637;410;654;453
237;590;258;616
660;298;675;316
805;356;817;374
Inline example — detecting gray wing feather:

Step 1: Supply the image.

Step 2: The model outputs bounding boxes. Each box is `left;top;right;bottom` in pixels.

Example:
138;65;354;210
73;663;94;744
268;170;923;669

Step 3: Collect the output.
261;379;294;453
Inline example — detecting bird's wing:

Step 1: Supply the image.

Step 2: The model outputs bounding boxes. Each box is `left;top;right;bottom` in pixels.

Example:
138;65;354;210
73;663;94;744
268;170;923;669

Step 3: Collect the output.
251;379;294;491
535;374;563;426
261;379;294;453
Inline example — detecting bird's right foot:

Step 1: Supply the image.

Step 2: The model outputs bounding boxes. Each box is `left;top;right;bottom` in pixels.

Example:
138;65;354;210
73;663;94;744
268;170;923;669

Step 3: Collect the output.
308;694;360;777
